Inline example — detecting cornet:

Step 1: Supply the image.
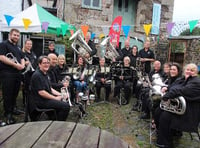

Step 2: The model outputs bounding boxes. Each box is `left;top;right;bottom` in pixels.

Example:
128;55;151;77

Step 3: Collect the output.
61;87;73;106
6;53;19;64
22;57;35;74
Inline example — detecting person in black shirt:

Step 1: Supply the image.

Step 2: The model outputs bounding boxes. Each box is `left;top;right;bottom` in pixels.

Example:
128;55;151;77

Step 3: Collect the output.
30;56;70;121
113;56;133;105
44;41;58;56
139;40;155;74
0;28;25;124
95;58;111;102
121;39;132;58
22;39;37;107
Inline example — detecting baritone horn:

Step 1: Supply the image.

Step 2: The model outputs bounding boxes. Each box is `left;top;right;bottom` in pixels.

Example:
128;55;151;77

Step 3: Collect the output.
100;37;119;61
69;29;93;64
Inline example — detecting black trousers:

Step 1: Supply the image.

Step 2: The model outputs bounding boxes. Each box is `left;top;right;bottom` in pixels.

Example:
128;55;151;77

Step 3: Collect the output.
157;111;174;147
114;81;132;103
36;99;70;121
2;72;21;116
96;82;111;100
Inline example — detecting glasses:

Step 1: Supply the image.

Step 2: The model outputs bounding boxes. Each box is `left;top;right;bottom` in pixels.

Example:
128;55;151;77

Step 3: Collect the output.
41;62;50;65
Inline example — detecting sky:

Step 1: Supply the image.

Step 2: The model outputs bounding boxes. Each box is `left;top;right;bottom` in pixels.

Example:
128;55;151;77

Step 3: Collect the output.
173;0;200;22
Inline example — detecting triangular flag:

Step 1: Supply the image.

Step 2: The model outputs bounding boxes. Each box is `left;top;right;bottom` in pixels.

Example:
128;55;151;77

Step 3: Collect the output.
42;22;49;33
122;25;131;38
61;24;68;36
56;28;61;36
70;30;74;36
91;33;95;40
166;22;175;35
80;25;89;38
99;33;105;39
102;26;109;37
22;18;32;30
143;24;152;36
109;16;122;47
189;20;198;33
4;15;14;26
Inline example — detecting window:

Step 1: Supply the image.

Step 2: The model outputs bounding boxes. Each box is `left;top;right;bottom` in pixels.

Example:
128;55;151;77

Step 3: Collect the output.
82;0;101;10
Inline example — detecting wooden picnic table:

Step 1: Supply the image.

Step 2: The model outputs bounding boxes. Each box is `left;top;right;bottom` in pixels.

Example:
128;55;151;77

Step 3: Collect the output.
0;121;132;148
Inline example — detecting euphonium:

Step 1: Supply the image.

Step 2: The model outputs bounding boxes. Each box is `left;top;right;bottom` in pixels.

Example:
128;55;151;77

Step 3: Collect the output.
100;37;119;61
69;29;93;64
160;96;186;115
6;53;19;64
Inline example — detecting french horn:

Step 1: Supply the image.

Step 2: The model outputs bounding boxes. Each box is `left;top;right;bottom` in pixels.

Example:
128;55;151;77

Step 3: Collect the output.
69;29;93;64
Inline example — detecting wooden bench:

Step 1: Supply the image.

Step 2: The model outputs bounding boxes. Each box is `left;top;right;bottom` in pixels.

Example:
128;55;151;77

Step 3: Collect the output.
0;121;132;148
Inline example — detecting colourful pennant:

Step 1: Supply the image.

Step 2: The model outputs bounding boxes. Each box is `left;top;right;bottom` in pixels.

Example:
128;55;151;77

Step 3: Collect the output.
122;25;131;38
143;24;152;36
99;33;105;39
80;25;89;38
61;24;68;36
22;18;32;30
166;22;175;35
56;28;61;36
102;26;109;37
70;30;74;36
42;22;49;33
4;15;14;26
189;20;198;33
91;33;95;40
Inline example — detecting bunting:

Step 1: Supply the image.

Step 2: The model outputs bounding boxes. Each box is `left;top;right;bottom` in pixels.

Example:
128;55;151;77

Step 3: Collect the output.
22;18;32;30
42;22;49;33
122;25;131;38
80;25;89;38
188;20;198;33
143;24;152;36
166;22;175;35
4;15;14;26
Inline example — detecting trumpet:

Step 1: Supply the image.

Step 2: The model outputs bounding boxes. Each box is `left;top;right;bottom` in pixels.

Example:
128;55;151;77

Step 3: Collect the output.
61;87;73;106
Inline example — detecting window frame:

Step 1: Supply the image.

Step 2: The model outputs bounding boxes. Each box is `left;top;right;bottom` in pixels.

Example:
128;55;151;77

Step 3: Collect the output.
82;0;102;10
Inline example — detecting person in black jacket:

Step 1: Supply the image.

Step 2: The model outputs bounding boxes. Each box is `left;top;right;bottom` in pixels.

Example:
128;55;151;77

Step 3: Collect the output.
47;53;69;91
44;41;58;56
156;63;200;148
121;39;132;58
95;57;111;102
113;56;133;105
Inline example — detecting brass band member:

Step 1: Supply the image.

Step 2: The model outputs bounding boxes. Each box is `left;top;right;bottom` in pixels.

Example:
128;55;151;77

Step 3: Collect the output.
73;56;89;104
154;62;182;130
47;53;69;91
140;60;164;119
121;39;132;58
22;39;37;105
156;63;200;148
95;57;111;102
139;40;155;74
113;56;133;105
30;56;70;121
0;28;25;124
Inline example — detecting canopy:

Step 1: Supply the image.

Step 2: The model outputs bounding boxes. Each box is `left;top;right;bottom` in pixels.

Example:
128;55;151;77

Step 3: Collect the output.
0;3;76;36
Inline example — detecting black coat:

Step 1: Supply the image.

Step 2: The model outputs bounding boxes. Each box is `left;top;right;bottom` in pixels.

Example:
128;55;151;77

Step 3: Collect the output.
163;76;200;132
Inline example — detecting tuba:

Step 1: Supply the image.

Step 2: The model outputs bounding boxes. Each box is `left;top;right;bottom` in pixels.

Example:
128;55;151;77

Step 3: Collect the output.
69;29;93;64
160;96;186;115
100;37;119;61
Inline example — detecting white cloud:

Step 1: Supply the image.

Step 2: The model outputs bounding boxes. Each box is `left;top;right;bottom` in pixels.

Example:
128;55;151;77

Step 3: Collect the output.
173;0;200;22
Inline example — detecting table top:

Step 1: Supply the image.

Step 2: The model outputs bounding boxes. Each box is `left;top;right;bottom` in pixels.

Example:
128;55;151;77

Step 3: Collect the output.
0;121;132;148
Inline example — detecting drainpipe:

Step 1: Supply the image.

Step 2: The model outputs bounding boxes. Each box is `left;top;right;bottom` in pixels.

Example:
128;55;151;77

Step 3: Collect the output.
62;0;65;21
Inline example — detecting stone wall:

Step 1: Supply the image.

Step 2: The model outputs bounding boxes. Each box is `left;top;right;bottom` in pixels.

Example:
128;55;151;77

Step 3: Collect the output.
185;39;200;66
